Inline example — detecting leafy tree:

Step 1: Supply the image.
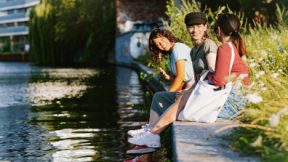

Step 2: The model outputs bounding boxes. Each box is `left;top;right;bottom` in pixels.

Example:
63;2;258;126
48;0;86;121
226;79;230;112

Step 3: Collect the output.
29;0;115;66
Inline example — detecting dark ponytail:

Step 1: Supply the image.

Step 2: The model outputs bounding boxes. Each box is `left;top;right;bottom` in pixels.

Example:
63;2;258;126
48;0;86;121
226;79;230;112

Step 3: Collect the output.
231;31;246;57
215;13;247;57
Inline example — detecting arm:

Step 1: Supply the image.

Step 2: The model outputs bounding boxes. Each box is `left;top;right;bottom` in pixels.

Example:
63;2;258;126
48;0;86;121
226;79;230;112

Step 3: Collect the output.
206;52;217;72
207;44;232;87
168;60;185;92
159;67;171;80
204;39;218;72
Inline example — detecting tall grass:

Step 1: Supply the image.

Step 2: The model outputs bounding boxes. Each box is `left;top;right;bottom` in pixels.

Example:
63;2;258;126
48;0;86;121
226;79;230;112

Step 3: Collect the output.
162;0;288;161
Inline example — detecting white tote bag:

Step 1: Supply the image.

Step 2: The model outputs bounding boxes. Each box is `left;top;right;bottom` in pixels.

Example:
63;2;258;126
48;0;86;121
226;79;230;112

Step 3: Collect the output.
178;42;235;123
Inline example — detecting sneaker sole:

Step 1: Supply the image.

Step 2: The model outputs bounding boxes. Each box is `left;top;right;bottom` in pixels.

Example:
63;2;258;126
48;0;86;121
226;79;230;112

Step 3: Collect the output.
127;132;146;137
128;138;161;148
126;147;156;154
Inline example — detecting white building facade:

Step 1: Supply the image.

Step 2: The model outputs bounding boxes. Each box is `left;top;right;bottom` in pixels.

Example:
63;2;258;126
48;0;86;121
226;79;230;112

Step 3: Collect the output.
0;0;39;52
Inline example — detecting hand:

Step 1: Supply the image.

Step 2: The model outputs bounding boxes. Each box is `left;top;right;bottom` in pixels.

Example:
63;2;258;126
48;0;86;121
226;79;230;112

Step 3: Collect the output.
159;68;170;80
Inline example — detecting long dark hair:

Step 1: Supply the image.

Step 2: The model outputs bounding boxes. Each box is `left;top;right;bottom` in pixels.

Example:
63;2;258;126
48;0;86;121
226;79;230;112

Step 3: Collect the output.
148;28;182;63
214;13;246;57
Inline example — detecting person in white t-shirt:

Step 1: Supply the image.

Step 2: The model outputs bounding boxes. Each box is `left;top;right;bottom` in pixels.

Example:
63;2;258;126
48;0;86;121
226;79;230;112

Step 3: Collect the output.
148;28;195;92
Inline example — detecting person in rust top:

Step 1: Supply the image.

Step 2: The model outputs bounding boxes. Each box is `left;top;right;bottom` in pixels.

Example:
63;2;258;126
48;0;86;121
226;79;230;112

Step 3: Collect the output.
206;40;250;86
210;13;250;118
207;13;249;87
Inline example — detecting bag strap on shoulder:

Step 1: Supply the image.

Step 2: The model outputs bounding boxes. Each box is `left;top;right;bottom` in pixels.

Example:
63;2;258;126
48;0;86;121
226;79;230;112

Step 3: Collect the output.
227;42;235;75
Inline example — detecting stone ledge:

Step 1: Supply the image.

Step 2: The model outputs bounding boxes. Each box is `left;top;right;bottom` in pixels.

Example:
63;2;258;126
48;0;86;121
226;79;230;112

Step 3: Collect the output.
172;120;259;162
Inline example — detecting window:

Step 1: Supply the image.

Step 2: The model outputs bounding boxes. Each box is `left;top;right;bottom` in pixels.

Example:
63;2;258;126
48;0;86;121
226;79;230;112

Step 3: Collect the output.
16;8;26;14
7;10;15;15
6;23;14;27
18;22;28;26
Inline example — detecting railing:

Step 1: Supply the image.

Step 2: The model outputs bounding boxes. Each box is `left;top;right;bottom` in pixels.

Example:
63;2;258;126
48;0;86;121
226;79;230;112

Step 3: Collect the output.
132;21;163;32
0;0;40;11
0;26;28;36
0;13;28;23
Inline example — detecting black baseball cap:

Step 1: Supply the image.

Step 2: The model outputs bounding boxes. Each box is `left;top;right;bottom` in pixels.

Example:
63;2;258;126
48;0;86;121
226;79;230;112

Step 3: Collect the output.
185;12;207;26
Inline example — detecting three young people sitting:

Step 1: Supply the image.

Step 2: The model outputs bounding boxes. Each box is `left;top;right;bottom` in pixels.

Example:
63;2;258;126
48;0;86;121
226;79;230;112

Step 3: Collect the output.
125;12;250;162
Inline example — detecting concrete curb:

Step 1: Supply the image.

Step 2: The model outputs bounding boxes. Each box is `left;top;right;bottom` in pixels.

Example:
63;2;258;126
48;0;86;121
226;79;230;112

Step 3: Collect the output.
172;121;259;162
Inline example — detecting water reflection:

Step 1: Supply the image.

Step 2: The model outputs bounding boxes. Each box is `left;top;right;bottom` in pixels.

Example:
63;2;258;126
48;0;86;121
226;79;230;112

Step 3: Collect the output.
0;62;146;162
51;129;98;162
116;67;146;128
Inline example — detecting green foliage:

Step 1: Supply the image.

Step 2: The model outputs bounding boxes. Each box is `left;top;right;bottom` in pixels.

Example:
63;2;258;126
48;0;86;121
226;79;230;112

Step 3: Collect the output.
1;38;11;52
139;72;154;83
161;126;173;160
29;0;115;66
276;3;288;25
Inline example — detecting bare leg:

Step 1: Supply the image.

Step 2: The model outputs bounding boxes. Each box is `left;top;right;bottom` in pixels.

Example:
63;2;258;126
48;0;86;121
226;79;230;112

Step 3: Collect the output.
150;92;191;134
148;110;160;128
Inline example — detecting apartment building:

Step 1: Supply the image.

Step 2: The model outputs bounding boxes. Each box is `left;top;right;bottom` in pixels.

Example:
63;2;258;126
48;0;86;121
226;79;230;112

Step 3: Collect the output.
0;0;40;52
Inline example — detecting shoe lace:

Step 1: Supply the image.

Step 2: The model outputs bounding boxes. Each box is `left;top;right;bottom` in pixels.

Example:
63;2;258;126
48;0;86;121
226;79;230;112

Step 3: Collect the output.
142;124;150;131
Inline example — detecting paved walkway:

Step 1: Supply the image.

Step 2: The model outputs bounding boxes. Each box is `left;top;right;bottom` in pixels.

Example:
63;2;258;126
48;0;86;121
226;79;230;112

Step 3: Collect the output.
172;120;259;162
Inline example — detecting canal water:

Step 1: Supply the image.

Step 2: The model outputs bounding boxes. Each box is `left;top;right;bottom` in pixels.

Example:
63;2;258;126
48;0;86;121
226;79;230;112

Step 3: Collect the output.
0;62;148;162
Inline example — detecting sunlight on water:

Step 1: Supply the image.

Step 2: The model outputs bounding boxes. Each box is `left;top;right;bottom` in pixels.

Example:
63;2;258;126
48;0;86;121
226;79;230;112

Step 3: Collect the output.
28;68;99;106
53;129;95;138
50;128;100;162
28;81;88;106
39;69;99;79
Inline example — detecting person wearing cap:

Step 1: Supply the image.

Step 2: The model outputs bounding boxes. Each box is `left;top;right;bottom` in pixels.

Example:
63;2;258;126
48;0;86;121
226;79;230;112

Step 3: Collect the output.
185;12;218;80
124;12;218;160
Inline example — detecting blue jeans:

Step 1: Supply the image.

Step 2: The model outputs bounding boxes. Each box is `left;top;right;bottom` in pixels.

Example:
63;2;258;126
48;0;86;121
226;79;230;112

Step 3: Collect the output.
218;84;248;119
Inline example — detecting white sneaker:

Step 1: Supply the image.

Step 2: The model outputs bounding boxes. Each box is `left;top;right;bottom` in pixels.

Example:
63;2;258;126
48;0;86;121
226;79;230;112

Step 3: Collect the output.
127;124;150;137
128;131;161;148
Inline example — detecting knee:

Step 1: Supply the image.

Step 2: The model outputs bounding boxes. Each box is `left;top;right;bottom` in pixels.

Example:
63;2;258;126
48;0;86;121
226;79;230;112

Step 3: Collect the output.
169;114;177;123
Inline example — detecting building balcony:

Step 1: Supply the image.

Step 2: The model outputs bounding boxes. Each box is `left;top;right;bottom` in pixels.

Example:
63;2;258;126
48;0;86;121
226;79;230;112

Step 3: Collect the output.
0;0;40;11
0;26;28;37
0;13;28;24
